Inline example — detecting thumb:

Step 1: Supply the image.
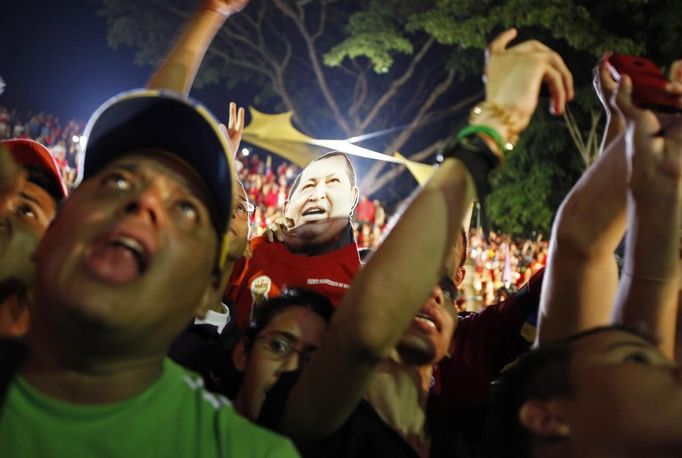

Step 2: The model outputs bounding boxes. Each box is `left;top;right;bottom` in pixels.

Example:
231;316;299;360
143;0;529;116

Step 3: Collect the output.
612;75;639;120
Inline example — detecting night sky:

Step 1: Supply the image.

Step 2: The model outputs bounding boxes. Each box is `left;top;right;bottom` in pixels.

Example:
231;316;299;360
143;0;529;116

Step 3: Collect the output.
0;0;232;123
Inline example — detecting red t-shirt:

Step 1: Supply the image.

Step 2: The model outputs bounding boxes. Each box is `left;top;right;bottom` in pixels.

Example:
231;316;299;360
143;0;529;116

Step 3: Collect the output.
227;235;362;331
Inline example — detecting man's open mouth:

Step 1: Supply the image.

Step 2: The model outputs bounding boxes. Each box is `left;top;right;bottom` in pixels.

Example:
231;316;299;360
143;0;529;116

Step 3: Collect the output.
108;235;149;273
302;206;326;216
414;311;438;330
84;232;151;285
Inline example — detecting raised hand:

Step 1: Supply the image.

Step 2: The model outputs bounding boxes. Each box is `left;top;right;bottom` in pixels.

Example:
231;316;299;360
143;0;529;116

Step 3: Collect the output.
483;29;574;135
615;75;682;197
219;102;245;156
204;0;250;16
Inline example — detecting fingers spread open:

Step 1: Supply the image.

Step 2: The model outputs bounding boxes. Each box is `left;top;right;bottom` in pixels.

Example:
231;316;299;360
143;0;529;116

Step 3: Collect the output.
228;102;237;131
237;106;245;132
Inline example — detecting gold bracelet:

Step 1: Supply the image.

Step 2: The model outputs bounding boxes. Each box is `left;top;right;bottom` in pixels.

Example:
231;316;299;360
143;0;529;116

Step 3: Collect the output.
468;102;519;151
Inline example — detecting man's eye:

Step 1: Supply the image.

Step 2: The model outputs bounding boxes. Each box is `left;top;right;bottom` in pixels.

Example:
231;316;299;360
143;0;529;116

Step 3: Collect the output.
235;203;247;215
267;337;292;356
103;173;131;191
16;204;36;219
327;177;340;184
624;352;652;365
177;200;199;222
302;183;314;190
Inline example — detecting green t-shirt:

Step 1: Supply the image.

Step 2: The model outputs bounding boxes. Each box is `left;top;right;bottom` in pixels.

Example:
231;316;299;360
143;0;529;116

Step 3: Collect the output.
0;358;299;457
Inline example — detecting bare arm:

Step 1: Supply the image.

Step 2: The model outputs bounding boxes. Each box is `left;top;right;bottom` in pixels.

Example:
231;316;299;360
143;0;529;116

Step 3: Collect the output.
613;73;682;357
146;1;247;155
537;59;629;345
146;0;249;94
281;30;574;447
538;59;682;346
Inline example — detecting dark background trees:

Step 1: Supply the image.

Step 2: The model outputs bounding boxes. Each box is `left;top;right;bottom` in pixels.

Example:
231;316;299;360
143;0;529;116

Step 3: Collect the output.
97;0;681;235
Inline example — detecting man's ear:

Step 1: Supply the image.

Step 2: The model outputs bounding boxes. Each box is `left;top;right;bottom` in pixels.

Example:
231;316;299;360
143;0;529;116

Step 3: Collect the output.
519;400;571;439
454;266;466;287
232;338;249;371
195;274;223;319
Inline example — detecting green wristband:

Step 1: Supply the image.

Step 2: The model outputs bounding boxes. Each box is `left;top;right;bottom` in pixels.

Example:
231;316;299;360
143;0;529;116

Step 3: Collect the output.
457;124;507;154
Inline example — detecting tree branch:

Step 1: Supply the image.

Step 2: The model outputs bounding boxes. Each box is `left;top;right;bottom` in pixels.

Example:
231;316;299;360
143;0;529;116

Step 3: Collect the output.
272;0;353;135
382;67;457;155
358;37;435;132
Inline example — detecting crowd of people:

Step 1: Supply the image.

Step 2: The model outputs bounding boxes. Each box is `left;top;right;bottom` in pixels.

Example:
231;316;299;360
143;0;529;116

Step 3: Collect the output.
2;1;682;457
0;106;83;188
3;103;549;304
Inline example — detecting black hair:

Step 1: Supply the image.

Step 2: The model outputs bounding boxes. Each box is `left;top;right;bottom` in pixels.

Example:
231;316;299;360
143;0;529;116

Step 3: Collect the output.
287;152;357;202
487;325;653;458
244;287;335;351
24;166;63;203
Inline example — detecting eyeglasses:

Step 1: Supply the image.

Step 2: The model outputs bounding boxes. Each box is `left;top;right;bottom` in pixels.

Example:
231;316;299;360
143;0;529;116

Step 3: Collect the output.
234;200;255;218
438;274;458;303
254;331;317;365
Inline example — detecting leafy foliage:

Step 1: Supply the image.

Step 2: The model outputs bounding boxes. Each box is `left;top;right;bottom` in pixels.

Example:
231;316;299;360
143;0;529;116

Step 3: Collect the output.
487;109;584;236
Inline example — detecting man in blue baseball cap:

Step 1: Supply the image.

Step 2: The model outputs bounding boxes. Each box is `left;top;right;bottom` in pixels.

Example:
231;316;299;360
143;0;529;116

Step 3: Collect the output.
0;89;298;457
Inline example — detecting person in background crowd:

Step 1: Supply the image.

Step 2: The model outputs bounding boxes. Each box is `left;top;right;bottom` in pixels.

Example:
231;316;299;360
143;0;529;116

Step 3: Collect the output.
231;287;335;418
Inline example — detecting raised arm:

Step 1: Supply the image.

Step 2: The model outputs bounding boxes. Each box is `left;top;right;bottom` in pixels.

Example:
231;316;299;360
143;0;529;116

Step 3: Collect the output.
281;30;574;447
146;0;249;94
613;70;682;358
536;59;630;345
538;58;682;346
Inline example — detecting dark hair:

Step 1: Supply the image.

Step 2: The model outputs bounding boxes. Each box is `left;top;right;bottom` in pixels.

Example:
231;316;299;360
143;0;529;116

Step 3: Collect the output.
244;287;335;351
287;152;357;201
487;325;652;458
25;165;63;203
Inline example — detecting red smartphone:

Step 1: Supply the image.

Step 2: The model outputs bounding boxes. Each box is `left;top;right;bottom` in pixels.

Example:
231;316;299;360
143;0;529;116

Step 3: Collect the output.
606;54;680;112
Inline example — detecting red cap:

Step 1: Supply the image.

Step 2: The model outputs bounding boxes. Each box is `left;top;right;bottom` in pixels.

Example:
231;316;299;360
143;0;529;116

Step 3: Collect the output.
1;139;68;199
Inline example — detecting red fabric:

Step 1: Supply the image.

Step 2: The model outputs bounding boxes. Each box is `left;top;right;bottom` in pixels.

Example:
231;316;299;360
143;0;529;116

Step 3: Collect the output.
263;189;278;208
227;236;362;331
355;199;375;224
